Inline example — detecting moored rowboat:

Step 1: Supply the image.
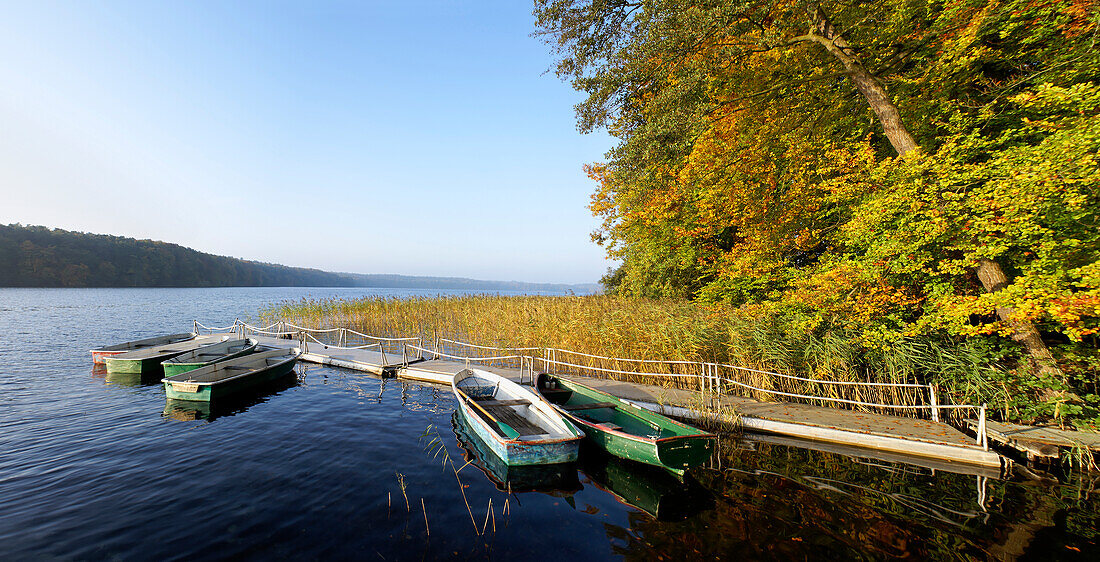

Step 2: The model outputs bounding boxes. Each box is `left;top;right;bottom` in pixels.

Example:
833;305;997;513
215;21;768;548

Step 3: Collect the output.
162;347;301;402
104;335;230;375
90;332;196;364
161;338;259;377
452;368;584;466
536;374;715;475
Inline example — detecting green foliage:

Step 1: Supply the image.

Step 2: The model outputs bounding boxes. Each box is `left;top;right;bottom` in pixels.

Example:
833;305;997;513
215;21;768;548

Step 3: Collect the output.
537;0;1100;424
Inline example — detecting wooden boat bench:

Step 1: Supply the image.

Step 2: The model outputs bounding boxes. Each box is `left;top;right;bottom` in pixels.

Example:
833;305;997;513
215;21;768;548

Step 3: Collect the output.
479;403;545;436
562;402;617;411
474;398;530;407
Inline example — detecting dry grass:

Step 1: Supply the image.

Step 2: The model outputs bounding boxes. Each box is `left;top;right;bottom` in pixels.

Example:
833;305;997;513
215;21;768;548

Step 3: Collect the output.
261;294;998;420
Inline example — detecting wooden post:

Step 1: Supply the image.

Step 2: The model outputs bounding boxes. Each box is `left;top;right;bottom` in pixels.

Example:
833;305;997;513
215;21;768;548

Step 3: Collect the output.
930;386;940;422
978;404;988;450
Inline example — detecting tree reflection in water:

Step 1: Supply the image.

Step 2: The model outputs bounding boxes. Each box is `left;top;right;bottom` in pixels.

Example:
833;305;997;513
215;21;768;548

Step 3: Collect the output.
600;435;1098;560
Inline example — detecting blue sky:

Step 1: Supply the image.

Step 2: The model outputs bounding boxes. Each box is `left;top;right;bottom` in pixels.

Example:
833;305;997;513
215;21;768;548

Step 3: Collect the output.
0;1;615;284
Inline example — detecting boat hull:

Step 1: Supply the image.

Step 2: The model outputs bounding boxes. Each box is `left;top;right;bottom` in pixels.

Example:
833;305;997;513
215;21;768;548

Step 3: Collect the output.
452;410;581;493
105;355;174;375
456;398;579;466
163;354;298;402
538;374;715;474
161;341;258;377
91;350;124;365
90;332;196;364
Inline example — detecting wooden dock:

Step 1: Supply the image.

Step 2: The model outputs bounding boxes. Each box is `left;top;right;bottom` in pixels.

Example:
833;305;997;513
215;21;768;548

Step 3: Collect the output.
224;326;1007;471
965;420;1100;462
249;334;416;376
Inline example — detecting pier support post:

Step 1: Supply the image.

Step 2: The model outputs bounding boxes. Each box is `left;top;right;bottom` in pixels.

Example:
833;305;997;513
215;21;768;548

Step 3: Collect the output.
930;386;940;422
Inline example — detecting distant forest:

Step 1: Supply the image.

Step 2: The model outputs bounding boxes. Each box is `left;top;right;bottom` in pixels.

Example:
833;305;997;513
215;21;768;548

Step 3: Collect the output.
0;224;597;292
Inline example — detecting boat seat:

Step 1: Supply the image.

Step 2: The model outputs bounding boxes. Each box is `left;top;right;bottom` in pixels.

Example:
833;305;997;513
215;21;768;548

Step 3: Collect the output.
474;398;530;407
563;402;617;411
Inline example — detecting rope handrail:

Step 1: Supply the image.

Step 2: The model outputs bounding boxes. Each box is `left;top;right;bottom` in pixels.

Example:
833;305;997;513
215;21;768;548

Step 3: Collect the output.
241;327;300;337
300;332;383;351
194;320;238;332
546;347;701;366
713;374;973;411
405;344;528;363
346;328;421;343
540;356;969;412
237;321;281;332
441;338;541;352
284;323;343;334
712;362;932;389
541;356;701;378
545;347;931;391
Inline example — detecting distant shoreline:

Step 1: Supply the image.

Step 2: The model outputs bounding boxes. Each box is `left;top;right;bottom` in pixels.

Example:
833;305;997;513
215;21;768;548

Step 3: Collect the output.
1;223;599;293
0;285;598;293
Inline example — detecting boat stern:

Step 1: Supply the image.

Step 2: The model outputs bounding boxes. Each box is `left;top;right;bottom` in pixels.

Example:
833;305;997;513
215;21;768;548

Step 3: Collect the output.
655;435;716;472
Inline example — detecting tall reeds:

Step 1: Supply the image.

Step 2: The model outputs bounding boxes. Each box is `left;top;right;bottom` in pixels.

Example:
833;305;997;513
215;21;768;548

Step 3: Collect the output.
261;295;1008;421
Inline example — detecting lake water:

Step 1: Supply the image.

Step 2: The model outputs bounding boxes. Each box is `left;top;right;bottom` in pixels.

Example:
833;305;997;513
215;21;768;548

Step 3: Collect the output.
1;288;1097;560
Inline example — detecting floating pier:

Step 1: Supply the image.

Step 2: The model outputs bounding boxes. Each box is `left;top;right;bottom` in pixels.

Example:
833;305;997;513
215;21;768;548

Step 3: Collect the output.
209;321;1010;471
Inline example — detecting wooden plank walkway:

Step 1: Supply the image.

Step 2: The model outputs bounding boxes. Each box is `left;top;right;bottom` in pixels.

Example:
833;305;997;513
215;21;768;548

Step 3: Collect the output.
235;336;1004;470
248;335;414;376
965;420;1100;461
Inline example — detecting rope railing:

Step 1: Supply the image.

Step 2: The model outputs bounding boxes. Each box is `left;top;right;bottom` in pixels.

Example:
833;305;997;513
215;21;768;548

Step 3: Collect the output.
547;347;930;390
193;320;239;333
201;319;988;446
405;343;534;382
299;331;384;352
237;322;299;337
441;338;541;352
283;322;343;334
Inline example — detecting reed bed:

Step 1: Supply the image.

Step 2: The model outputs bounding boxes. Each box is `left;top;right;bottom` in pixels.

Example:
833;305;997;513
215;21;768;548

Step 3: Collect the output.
261;295;1006;421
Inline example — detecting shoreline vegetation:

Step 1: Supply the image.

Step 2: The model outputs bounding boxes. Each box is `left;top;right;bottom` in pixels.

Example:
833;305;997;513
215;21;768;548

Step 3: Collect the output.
263;294;1097;428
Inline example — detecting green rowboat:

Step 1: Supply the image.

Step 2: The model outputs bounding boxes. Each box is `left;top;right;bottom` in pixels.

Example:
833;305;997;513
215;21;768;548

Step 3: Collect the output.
536;374;716;475
104;335;230;375
91;332;196;364
161;338;259;377
162;347;301;402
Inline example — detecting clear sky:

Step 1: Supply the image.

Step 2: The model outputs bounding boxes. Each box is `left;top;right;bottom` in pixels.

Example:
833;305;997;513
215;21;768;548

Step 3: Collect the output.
0;1;615;284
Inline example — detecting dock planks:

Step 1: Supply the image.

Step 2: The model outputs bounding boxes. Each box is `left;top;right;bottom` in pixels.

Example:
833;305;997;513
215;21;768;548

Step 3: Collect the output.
965;420;1100;461
247;334;415;376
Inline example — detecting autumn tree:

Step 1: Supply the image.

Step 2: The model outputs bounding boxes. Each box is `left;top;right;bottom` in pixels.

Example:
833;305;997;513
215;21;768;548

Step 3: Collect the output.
537;0;1100;409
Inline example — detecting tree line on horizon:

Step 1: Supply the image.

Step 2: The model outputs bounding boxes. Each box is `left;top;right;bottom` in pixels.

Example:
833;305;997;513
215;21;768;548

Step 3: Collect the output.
0;224;598;292
536;0;1099;423
0;224;353;288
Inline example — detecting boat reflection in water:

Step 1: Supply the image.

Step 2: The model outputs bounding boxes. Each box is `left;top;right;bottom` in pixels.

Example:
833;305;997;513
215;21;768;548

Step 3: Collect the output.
95;364;164;387
451;410;581;496
578;444;713;522
102;371;164;387
162;368;300;422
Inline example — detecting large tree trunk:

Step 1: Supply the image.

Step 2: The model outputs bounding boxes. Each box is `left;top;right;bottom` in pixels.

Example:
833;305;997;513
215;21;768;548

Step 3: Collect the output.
975;259;1063;378
803;6;919;157
802;5;1064;381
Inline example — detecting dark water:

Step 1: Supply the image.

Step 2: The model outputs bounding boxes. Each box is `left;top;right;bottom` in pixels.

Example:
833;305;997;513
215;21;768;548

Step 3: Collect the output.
1;288;1098;560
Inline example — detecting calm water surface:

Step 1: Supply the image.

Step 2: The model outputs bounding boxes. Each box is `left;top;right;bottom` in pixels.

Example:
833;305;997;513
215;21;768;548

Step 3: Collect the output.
1;288;1097;560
